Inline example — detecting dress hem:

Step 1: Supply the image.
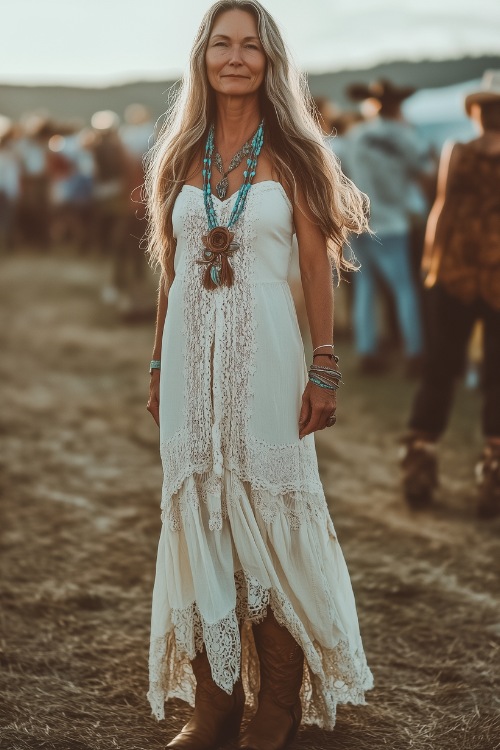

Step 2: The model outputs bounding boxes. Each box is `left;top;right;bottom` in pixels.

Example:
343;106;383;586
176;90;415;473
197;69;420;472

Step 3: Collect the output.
148;568;374;731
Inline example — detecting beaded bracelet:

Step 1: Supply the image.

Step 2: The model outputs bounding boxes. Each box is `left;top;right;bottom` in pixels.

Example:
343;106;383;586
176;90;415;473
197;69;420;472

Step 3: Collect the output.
150;359;161;374
309;375;340;390
310;377;340;389
309;374;339;391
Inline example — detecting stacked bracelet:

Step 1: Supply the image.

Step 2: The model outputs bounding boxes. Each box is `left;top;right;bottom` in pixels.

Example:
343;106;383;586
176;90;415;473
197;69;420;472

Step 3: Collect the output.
308;361;342;391
150;359;161;374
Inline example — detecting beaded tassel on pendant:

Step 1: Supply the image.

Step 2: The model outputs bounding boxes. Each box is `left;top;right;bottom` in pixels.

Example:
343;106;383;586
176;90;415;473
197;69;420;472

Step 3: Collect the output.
197;120;264;290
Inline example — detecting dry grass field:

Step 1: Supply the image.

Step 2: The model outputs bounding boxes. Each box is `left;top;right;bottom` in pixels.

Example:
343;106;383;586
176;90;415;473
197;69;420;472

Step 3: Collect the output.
1;253;499;750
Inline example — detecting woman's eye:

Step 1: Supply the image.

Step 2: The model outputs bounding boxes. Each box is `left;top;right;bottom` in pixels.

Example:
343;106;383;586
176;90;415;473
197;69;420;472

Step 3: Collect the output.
213;42;259;49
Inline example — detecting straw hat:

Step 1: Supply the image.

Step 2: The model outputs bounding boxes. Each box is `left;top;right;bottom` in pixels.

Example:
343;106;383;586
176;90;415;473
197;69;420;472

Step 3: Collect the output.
465;70;500;114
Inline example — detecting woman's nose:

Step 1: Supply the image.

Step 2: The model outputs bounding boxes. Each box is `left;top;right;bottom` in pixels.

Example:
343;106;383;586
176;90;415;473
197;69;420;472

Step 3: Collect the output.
228;45;244;64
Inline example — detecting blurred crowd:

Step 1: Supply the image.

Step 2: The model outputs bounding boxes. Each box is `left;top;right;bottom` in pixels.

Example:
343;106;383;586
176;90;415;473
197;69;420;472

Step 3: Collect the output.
0;103;154;311
0;76;493;368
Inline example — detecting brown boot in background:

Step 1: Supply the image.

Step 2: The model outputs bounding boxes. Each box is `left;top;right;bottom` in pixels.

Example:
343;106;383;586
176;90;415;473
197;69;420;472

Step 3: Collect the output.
399;432;439;509
167;647;245;749
476;442;500;519
238;609;303;750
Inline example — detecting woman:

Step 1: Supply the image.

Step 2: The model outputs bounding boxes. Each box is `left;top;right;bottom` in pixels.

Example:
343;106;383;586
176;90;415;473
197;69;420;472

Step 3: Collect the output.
401;70;500;518
145;3;373;748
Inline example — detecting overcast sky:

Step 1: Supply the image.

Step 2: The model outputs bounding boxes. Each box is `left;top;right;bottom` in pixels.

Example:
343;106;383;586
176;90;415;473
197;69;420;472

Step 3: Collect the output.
3;0;500;86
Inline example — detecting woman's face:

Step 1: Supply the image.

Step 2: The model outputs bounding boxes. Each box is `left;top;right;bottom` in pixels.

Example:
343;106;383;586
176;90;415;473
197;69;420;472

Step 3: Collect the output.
205;9;266;97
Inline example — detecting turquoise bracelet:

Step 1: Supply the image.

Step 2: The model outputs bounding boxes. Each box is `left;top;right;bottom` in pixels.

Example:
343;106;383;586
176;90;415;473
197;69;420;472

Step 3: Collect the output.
150;359;161;374
309;374;339;391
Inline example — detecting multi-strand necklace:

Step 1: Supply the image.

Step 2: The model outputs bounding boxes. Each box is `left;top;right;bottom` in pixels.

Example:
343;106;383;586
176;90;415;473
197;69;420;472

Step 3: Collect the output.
213;138;253;200
197;119;264;290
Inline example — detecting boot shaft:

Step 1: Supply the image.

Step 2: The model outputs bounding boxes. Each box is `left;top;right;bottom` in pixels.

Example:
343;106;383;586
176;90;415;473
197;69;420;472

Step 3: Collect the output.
252;610;304;710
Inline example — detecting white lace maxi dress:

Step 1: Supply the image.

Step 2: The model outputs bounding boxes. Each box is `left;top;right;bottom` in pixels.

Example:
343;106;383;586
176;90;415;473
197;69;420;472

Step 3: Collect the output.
148;180;373;730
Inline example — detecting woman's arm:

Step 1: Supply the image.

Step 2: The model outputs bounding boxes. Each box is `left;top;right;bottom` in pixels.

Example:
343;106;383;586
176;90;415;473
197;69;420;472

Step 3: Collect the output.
152;275;169;360
422;141;459;286
292;182;337;439
147;275;170;427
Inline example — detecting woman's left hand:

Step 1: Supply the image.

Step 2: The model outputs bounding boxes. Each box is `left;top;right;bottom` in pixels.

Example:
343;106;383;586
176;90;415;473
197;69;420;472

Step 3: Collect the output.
299;381;337;439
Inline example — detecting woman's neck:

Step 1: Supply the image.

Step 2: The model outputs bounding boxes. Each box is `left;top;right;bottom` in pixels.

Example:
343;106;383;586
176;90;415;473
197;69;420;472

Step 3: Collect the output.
213;95;262;152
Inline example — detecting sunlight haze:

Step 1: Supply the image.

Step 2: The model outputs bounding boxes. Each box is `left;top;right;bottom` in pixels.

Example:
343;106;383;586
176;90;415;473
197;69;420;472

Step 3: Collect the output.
3;0;500;86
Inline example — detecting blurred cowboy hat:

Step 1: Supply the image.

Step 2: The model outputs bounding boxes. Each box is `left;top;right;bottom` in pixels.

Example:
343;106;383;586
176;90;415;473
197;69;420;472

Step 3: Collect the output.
346;78;416;104
465;70;500;114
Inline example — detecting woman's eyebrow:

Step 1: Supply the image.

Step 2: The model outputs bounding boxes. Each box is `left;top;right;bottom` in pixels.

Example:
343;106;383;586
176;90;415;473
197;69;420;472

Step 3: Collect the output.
211;34;260;41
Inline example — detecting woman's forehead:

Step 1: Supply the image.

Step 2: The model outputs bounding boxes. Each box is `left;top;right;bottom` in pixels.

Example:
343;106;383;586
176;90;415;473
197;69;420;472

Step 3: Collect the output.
210;9;259;37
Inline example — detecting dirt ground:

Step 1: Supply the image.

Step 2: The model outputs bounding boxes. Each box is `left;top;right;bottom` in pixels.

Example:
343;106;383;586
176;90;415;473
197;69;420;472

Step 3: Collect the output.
1;252;499;750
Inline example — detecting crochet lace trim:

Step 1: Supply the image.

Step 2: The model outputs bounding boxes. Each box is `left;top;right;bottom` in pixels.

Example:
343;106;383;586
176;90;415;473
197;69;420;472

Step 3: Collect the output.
147;569;374;731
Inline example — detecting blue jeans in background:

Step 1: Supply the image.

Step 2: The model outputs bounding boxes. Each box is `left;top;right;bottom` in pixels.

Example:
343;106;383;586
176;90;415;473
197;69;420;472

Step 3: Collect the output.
352;232;423;357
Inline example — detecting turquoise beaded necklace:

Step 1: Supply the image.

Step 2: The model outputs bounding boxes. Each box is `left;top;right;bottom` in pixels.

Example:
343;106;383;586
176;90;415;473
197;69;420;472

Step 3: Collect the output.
196;118;264;289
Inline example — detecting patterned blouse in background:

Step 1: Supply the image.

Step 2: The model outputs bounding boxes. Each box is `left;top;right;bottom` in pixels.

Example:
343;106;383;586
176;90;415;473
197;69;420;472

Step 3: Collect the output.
426;142;500;310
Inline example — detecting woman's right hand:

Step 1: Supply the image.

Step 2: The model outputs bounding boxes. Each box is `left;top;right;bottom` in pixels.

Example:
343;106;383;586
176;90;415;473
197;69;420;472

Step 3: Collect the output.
147;370;160;427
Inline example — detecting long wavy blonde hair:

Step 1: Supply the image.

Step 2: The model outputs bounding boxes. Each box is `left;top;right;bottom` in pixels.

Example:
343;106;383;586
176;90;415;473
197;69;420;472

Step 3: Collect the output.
144;0;368;289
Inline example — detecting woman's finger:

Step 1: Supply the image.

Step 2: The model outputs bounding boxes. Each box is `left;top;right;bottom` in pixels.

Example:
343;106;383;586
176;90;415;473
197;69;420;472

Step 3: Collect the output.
303;392;336;434
309;403;328;433
298;393;310;432
300;402;322;438
299;383;338;437
147;396;160;427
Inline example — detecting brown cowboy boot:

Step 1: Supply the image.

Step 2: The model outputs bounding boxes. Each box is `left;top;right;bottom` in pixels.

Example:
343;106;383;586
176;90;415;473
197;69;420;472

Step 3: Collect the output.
399;432;438;509
238;609;304;750
167;647;245;750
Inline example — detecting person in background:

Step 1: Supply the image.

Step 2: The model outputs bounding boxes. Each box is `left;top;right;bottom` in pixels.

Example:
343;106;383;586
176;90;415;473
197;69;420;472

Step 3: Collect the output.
315;98;365;340
44;120;94;251
120;103;154;162
47;120;95;252
90;110;129;302
400;70;500;518
46;122;81;246
345;80;434;376
116;104;155;316
16;114;52;250
70;126;96;254
0;117;21;252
